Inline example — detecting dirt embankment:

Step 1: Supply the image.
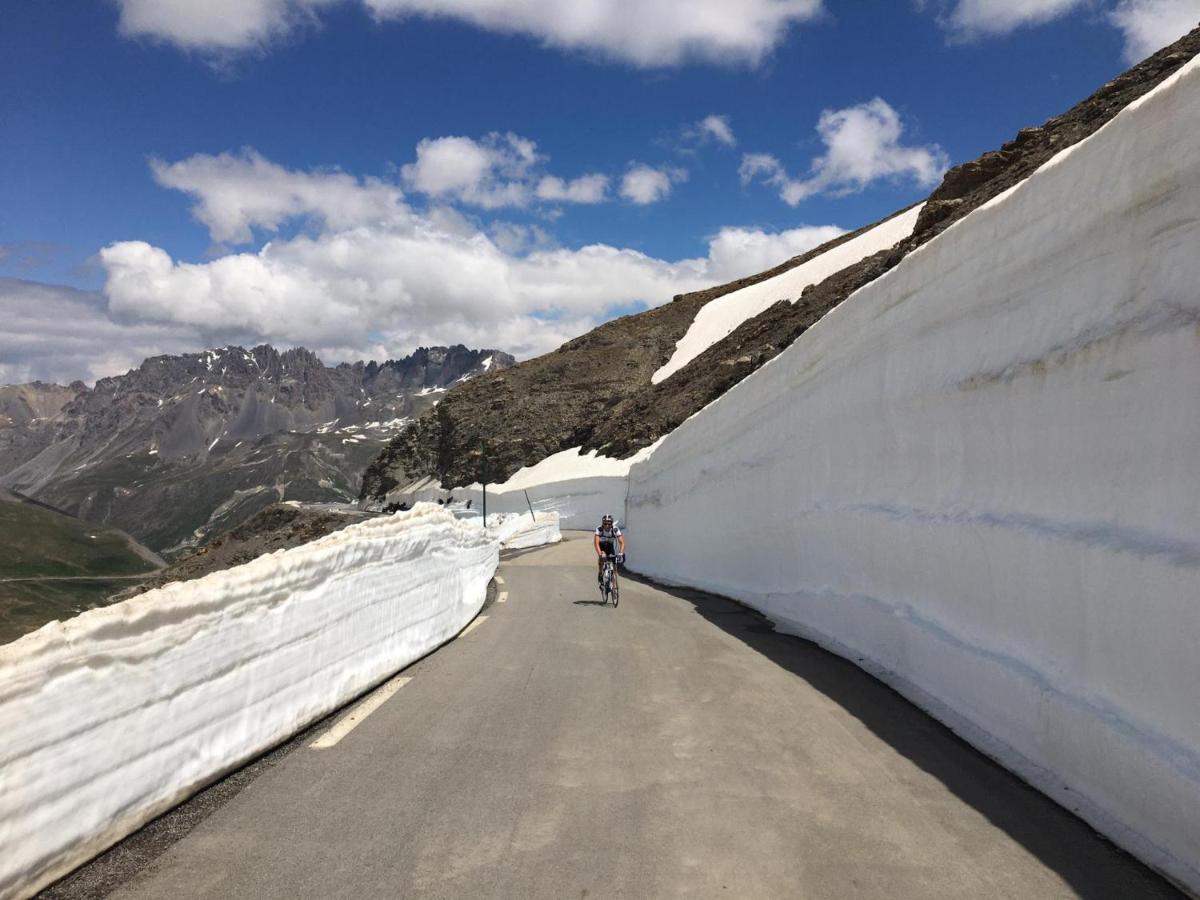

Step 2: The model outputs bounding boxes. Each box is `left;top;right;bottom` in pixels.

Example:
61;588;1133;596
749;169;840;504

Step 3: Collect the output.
365;28;1200;492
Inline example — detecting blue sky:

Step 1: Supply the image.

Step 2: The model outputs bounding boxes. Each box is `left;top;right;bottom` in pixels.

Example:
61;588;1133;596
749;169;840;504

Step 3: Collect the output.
2;0;1197;382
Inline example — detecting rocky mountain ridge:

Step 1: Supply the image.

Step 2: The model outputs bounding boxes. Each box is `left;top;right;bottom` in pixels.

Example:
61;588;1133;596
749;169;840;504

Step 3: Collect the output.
1;344;512;554
362;28;1200;497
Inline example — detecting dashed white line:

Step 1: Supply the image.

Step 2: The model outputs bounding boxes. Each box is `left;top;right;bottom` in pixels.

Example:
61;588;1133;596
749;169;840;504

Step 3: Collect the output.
498;591;509;604
494;576;505;585
459;615;488;637
310;675;412;749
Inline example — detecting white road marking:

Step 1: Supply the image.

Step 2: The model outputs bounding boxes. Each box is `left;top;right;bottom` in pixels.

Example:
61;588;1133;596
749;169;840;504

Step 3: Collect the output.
494;575;505;585
310;675;412;749
498;591;509;603
459;615;488;636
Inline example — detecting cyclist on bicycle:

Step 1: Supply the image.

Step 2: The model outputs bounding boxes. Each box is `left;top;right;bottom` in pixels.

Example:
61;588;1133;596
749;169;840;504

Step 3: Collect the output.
594;514;625;587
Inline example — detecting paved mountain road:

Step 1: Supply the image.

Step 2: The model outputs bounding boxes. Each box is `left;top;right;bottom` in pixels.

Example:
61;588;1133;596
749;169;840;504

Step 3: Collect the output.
99;532;1177;899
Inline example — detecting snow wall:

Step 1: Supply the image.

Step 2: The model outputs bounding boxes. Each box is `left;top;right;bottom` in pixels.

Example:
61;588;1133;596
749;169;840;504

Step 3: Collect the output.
0;505;498;900
628;58;1200;892
387;445;656;530
488;510;563;549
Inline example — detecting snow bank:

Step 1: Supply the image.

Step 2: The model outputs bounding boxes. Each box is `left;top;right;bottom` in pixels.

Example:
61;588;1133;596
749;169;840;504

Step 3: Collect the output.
0;505;496;900
387;444;658;530
487;510;562;549
651;205;923;384
628;59;1200;891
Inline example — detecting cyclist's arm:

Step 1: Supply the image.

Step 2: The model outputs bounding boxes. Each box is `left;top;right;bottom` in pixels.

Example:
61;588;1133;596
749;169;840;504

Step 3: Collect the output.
593;533;602;556
618;534;626;555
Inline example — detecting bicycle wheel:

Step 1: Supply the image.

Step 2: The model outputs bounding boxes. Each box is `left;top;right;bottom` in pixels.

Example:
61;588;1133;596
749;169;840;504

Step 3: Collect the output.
612;582;619;608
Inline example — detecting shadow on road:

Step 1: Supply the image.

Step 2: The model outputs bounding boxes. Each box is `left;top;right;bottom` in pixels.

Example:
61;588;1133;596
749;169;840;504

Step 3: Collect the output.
619;571;1183;900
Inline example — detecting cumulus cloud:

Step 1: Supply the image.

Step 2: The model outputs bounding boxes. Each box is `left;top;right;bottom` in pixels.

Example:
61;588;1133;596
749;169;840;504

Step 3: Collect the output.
704;224;845;280
87;150;845;365
1109;0;1200;61
114;0;339;52
400;133;613;210
113;0;824;66
685;114;737;148
0;278;205;385
400;132;540;209
152;149;409;244
740;98;947;206
926;0;1087;39
362;0;824;67
620;164;687;204
535;173;610;203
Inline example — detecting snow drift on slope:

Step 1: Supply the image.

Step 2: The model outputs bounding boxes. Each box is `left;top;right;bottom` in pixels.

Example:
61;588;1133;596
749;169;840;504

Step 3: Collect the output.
651;205;923;384
628;57;1200;892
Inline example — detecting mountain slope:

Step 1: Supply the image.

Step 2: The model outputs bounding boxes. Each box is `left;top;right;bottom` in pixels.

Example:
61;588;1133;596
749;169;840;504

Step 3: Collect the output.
2;344;512;555
0;489;162;644
363;28;1200;496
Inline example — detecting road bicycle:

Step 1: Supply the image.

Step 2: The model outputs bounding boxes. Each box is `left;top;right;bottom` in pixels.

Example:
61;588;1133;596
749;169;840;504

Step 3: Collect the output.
600;553;622;607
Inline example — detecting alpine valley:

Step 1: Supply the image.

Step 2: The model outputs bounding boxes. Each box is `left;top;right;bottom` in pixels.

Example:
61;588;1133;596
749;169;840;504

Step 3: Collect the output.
0;344;512;557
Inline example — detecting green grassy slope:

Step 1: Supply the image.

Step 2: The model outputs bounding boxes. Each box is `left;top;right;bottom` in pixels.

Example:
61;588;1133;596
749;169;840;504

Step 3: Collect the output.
0;492;162;644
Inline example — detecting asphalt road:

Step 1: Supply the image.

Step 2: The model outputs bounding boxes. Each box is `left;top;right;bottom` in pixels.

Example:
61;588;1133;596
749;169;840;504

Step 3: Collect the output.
96;532;1178;899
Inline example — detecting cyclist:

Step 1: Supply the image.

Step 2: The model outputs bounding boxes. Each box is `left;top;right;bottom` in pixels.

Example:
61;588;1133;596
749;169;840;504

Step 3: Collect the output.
594;514;625;588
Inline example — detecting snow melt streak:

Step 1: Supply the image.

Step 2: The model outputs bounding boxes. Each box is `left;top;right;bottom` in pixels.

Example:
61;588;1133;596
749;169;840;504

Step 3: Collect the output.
629;60;1200;890
0;506;497;900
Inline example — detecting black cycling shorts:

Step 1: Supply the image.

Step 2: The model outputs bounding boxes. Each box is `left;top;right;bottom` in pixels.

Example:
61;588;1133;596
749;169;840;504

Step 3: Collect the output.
599;542;617;559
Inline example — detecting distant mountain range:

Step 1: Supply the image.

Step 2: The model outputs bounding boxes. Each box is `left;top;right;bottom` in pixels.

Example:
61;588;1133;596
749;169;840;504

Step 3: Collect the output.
0;344;513;556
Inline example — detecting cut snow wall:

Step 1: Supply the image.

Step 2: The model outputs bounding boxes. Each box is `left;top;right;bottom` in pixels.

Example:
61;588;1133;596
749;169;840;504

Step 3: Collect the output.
0;505;497;900
628;59;1200;891
488;511;563;549
388;446;653;530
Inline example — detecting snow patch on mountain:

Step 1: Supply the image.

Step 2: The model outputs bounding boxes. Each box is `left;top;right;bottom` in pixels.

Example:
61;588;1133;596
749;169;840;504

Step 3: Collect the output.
651;205;923;384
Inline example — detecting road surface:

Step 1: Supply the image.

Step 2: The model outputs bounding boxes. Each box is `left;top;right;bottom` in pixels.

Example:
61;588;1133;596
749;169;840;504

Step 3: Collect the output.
73;532;1176;899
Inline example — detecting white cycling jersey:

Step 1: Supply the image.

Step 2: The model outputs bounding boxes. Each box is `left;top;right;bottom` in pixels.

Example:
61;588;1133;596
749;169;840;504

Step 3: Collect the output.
595;524;622;542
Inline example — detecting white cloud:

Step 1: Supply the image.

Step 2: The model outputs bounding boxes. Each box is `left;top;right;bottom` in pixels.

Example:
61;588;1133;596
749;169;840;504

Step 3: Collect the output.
704;224;845;281
740;98;948;206
92;150;845;364
688;114;737;147
363;0;824;66
400;133;613;209
620;164;687;204
535;173;610;203
114;0;339;52
400;133;540;209
931;0;1087;39
152;149;409;244
113;0;824;67
1109;0;1200;61
0;278;204;385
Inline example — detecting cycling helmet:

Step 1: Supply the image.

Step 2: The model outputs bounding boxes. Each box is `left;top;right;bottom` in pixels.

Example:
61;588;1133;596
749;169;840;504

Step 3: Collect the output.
602;513;614;524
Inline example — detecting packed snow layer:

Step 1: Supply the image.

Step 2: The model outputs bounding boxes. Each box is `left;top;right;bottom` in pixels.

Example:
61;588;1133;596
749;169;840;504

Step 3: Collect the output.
487;510;563;549
388;444;658;529
628;58;1200;892
651;205;923;385
0;505;497;900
